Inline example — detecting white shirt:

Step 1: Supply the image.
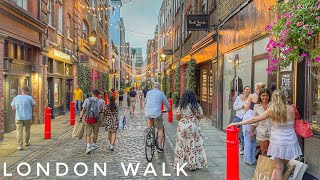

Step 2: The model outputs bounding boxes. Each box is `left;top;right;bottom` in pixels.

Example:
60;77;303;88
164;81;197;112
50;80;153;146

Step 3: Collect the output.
233;95;247;119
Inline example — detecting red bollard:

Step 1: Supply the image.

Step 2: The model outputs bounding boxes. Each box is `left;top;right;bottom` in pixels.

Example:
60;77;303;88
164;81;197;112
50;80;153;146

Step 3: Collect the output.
168;98;173;122
226;126;240;180
70;101;75;126
161;102;164;111
105;93;109;105
44;107;51;139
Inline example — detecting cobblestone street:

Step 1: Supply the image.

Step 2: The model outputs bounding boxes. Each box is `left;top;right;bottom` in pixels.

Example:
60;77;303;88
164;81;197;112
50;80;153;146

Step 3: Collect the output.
2;103;219;180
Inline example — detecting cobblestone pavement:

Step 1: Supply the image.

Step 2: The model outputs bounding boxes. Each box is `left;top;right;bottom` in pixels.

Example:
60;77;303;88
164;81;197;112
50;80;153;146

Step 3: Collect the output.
2;103;216;180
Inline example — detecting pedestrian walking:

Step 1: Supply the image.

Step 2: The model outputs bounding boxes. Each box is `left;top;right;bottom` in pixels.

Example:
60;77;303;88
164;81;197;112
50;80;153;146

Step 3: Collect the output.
73;85;83;116
242;82;265;165
174;90;207;171
104;95;119;151
79;89;105;154
250;88;272;156
118;87;124;108
229;89;302;179
233;86;251;155
142;86;149;107
129;87;137;114
126;90;130;108
11;87;35;150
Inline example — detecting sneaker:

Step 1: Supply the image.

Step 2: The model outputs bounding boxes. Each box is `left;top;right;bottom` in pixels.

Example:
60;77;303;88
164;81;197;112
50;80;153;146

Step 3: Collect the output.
26;141;31;146
240;150;244;155
86;147;92;154
157;148;164;153
110;145;114;151
17;145;23;150
92;144;99;150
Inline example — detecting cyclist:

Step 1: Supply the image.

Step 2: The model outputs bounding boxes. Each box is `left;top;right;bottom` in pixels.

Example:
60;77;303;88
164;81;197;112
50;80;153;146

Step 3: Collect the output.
145;82;170;153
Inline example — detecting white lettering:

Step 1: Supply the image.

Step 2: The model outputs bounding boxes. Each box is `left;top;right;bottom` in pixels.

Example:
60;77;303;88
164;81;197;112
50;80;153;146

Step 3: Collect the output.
121;163;139;176
56;163;68;176
162;163;171;176
94;163;107;176
176;163;188;176
17;162;31;176
37;163;49;176
143;163;157;177
74;162;88;176
3;163;12;176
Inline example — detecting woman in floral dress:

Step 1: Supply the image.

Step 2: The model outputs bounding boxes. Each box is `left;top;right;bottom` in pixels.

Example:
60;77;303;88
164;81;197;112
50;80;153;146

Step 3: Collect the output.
174;90;207;171
104;95;119;151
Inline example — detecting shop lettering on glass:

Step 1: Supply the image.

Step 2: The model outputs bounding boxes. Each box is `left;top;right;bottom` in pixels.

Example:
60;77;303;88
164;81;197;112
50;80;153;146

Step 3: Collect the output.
187;15;209;31
280;73;293;104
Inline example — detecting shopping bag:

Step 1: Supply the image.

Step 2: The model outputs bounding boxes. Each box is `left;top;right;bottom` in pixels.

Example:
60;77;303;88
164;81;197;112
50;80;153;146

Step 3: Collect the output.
99;112;105;127
72;121;85;139
287;157;309;180
253;155;274;180
283;164;295;180
292;105;313;138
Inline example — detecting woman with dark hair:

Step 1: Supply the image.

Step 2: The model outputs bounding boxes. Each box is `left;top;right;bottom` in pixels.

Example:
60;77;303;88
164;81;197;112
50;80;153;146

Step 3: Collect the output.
104;95;119;151
174;90;207;171
250;88;272;156
129;87;137;114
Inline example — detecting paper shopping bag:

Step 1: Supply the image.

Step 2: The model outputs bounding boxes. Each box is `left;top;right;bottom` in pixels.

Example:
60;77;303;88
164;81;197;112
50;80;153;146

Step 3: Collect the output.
253;155;274;180
288;158;308;180
72;121;85;139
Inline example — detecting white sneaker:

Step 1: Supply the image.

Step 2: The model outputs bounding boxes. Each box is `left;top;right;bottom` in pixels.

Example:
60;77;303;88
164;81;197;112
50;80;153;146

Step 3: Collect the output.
110;145;114;151
17;145;23;150
86;146;92;154
92;144;99;150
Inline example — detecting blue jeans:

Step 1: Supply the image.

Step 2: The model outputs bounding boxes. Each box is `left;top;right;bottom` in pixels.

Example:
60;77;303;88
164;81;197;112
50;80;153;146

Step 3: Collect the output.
75;100;82;115
233;116;244;150
243;130;256;165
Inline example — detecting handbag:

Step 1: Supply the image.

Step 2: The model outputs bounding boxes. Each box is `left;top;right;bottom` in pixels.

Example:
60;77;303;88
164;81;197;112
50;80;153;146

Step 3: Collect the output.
253;155;274;180
72;121;85;139
292;105;313;138
287;157;309;180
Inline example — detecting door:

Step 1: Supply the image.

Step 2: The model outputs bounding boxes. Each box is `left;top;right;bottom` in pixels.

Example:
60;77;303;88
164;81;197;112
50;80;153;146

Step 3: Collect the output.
66;79;74;111
200;62;213;118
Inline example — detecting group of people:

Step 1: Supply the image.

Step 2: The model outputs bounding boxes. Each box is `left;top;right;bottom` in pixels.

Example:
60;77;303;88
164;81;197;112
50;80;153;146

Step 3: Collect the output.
229;83;302;179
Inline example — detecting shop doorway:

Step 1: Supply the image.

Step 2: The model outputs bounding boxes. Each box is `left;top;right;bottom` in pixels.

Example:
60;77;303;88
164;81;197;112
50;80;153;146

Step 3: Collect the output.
66;79;74;111
4;75;30;133
200;62;213;118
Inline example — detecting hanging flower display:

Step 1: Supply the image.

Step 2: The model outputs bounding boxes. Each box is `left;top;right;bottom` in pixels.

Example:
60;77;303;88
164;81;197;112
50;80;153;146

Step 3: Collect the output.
266;0;320;74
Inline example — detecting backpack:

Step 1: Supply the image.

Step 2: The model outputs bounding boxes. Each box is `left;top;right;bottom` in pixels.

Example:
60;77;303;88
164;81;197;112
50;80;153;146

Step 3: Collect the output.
86;97;100;124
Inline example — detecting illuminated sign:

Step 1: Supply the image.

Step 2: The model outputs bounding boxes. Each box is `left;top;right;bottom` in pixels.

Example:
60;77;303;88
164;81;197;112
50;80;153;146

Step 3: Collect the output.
53;50;70;61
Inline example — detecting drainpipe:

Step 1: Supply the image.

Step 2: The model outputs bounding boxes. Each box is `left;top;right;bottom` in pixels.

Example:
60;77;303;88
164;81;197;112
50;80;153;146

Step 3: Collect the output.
38;0;41;20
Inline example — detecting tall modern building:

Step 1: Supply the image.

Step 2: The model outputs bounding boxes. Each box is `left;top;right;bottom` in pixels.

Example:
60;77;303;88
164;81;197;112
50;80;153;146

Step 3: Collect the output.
134;48;144;68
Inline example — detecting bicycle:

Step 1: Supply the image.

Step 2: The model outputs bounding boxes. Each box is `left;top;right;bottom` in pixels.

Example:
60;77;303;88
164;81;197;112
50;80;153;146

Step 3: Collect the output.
144;112;166;162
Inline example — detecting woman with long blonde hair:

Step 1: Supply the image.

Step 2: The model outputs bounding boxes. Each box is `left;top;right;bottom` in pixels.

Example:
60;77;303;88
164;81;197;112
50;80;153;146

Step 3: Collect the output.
229;90;302;180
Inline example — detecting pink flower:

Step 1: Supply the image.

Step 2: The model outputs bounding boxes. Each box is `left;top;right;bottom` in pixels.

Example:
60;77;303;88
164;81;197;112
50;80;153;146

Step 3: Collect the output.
316;16;320;20
318;3;320;10
303;25;307;30
281;30;289;39
315;57;320;62
265;24;273;32
284;12;291;19
277;15;281;19
296;21;303;26
285;21;291;26
301;52;307;57
308;30;313;35
297;4;303;9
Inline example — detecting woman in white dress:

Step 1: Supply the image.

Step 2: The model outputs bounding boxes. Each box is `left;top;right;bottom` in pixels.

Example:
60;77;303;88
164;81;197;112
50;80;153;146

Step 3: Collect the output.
229;90;302;180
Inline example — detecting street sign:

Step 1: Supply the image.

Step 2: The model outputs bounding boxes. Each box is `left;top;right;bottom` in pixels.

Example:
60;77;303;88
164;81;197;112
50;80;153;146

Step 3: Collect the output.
80;54;89;63
164;49;173;55
187;14;210;31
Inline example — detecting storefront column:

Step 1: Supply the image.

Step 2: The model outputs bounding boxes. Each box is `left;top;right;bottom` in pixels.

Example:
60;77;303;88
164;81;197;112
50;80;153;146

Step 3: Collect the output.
0;33;6;141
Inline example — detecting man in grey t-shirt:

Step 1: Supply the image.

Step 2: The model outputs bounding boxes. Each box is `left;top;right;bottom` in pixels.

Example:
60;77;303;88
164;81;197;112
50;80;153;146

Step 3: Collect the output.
79;89;104;154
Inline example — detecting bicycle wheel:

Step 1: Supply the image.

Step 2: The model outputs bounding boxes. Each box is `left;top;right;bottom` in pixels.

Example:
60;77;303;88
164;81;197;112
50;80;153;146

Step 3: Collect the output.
145;128;155;162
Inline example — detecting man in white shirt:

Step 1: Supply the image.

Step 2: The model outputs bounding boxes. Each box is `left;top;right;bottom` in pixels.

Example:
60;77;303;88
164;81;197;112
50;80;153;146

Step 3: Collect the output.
145;82;170;153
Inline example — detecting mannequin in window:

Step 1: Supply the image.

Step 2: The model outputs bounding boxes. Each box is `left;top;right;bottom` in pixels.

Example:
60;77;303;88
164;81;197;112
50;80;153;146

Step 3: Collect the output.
229;54;243;124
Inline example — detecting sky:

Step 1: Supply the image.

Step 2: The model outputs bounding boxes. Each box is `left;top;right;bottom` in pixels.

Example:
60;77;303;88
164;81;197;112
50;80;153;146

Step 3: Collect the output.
120;0;163;59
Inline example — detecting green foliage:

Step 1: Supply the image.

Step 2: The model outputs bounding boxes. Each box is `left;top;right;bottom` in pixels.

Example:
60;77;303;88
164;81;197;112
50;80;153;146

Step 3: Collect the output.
77;64;91;97
161;75;167;95
173;66;180;105
167;70;172;98
186;59;196;91
266;0;320;73
102;73;109;92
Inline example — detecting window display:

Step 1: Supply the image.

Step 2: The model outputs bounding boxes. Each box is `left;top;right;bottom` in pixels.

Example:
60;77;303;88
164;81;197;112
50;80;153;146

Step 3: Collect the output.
311;65;320;133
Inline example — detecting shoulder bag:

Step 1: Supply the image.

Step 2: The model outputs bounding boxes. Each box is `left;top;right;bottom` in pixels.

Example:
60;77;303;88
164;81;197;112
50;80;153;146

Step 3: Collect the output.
292;105;313;138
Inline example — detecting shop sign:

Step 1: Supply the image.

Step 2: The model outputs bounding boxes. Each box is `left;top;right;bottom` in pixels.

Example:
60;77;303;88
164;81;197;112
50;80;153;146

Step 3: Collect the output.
187;14;210;31
80;55;89;63
280;72;293;104
53;50;70;61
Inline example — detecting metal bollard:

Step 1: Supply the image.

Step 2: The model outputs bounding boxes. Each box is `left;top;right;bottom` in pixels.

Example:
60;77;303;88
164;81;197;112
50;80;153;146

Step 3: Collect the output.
44;107;52;139
226;126;240;180
168;98;173;122
70;101;75;126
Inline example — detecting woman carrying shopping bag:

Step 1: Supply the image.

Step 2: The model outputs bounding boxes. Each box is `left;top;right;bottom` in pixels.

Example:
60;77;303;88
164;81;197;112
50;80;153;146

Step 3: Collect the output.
229;89;302;180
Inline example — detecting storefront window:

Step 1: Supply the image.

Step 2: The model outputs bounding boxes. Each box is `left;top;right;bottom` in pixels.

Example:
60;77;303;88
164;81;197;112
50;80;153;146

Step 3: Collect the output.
311;65;320;132
254;59;268;86
223;45;252;129
54;79;62;106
